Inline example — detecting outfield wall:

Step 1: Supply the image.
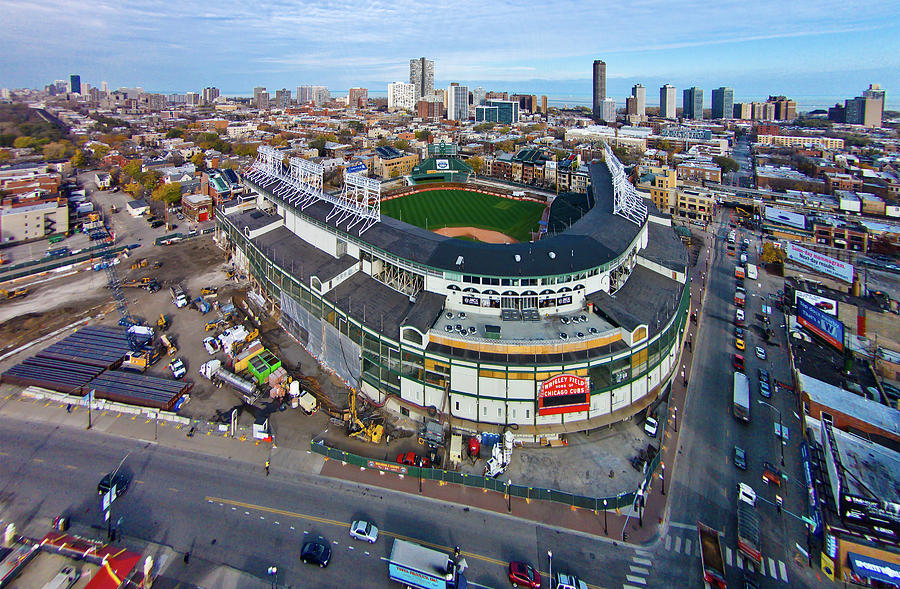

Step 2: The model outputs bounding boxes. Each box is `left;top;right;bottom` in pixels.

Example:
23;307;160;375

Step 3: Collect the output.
382;182;546;205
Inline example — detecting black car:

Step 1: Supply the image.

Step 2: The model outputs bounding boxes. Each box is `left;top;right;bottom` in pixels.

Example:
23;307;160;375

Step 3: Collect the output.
733;445;747;470
301;540;331;568
734;326;744;338
97;471;129;497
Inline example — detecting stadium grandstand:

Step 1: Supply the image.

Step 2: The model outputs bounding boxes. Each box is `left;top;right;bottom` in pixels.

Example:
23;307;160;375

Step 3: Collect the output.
215;143;689;439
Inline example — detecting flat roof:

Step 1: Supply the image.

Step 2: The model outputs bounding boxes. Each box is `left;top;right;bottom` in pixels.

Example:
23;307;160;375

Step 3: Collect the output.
587;265;685;336
799;372;900;437
830;425;900;506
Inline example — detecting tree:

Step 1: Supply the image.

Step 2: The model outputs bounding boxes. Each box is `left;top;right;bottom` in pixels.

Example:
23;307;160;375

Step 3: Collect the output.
394;139;409;151
713;156;740;175
122;160;143;180
0;149;11;163
43;140;74;161
141;170;160;192
414;129;431;141
91;144;110;160
190;152;205;170
69;150;86;169
467;156;484;175
166;128;184;139
760;242;786;265
152;182;182;204
376;137;390;147
124;182;143;196
13;136;37;149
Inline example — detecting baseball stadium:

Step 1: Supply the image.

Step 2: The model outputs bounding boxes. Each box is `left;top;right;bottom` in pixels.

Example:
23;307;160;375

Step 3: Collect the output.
215;143;689;438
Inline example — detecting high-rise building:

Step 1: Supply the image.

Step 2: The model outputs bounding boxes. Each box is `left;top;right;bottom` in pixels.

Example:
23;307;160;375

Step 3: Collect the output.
416;95;443;121
472;87;486;107
660;84;676;119
733;103;752;120
861;84;885;127
69;74;81;94
101;81;108;94
683;87;703;120
186;92;201;106
765;95;796;121
253;86;266;107
348;88;368;109
711;87;734;120
409;57;434;100
296;85;329;106
447;83;469;121
275;88;291;109
599;98;616;123
592;60;606;120
844;96;881;128
541;95;548;115
256;91;270;110
485;99;519;124
387;82;416;110
631;84;646;118
202;87;220;105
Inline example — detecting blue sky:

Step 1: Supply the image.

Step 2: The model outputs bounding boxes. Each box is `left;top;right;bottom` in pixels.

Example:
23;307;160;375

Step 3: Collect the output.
2;0;899;108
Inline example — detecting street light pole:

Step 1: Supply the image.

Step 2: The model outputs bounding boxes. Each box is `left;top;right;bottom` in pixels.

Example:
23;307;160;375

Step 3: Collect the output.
758;400;785;467
506;480;512;512
602;499;608;534
661;463;666;495
547;550;552;584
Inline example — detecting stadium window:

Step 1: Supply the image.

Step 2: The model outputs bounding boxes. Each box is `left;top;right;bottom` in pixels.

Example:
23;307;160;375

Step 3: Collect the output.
455;401;459;411
525;410;530;418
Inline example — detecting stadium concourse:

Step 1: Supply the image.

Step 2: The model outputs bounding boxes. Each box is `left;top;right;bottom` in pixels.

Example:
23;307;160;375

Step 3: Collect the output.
215;144;689;440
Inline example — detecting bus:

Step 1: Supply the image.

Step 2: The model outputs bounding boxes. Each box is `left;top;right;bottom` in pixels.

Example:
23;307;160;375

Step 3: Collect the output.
746;263;758;280
733;371;750;422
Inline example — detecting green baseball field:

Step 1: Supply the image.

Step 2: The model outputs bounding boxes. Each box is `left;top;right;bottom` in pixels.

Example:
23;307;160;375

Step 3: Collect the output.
381;188;545;243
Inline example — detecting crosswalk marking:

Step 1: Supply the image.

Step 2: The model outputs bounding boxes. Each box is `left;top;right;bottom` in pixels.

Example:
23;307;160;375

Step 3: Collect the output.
632;557;651;567
736;556;743;570
684;539;692;556
630;565;650;575
674;537;682;553
768;557;778;578
634;548;651;557
725;547;733;567
625;575;647;585
623;586;644;589
779;560;788;582
664;536;671;550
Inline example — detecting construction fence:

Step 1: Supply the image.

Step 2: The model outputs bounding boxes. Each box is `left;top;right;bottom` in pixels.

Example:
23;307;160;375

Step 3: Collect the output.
309;439;670;513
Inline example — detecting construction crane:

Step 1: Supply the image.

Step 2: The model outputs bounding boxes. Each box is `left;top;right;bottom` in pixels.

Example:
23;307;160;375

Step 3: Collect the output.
347;390;384;444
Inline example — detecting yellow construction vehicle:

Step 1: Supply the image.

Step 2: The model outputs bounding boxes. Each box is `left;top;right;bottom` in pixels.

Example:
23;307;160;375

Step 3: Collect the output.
160;334;177;356
245;328;259;342
121;347;163;372
130;258;148;270
157;314;169;331
0;288;28;300
205;320;223;331
200;287;218;295
347;391;384;444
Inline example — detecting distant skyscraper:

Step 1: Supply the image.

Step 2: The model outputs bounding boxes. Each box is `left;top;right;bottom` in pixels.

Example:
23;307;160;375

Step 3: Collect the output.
683;87;703;120
253;86;266;107
201;87;220;104
600;98;616;123
409;57;434;100
69;74;81;94
541;95;548;115
660;84;676;119
348;88;368;109
186;92;201;106
387;82;416;110
101;81;108;94
485;99;519;124
631;84;646;117
711;87;734;120
275;89;291;109
447;83;469;121
473;86;486;106
297;85;328;106
592;60;606;120
256;91;269;110
862;84;885;127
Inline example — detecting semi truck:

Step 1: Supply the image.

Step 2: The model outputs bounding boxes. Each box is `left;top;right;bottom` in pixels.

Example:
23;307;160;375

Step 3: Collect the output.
733;371;750;422
199;359;260;405
387;539;467;589
737;482;762;570
698;521;727;589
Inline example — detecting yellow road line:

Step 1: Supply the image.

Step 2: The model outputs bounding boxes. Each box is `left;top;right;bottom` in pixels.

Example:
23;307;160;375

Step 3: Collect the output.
65;465;77;470
205;496;508;567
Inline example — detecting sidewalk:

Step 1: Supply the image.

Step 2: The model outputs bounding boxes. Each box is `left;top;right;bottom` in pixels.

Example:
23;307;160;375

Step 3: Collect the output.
0;225;713;550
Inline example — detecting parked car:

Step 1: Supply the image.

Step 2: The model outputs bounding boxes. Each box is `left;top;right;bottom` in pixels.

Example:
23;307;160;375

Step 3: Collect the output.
300;540;331;567
553;572;588;589
733;354;745;371
735;338;745;351
168;357;186;379
734;326;745;338
733;445;747;470
203;337;220;354
755;346;767;360
348;520;378;543
643;416;658;437
508;561;541;588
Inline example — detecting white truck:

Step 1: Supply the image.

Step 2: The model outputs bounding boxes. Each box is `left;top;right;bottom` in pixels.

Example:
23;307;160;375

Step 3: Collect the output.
387;539;467;589
199;359;259;405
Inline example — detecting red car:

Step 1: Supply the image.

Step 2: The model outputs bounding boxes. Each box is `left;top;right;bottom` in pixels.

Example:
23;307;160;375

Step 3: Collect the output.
508;561;541;588
396;452;431;468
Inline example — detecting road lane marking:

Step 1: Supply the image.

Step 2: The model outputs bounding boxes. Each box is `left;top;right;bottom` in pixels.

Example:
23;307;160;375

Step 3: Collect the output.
632;557;651;566
768;557;777;578
725;547;732;566
684;539;692;555
65;465;77;470
674;537;682;553
33;458;45;463
664;536;671;550
736;556;743;570
0;451;7;456
779;560;788;581
630;565;649;575
625;577;647;586
168;488;178;493
668;521;694;530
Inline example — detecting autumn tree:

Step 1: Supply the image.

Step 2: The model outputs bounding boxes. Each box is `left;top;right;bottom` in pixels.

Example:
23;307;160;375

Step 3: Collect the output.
713;156;740;175
69;149;86;168
43;140;74;161
467;156;484;175
152;182;182;204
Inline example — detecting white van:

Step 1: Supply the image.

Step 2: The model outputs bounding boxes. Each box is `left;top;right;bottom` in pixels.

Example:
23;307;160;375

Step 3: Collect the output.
42;566;80;589
738;482;757;506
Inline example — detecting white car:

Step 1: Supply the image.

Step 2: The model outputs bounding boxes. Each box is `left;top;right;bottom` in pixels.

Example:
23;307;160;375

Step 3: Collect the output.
643;416;658;437
554;572;588;589
755;346;767;360
203;337;220;355
348;520;378;543
168;357;186;379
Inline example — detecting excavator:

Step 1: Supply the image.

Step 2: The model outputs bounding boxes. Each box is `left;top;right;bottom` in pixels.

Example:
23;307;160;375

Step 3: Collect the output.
347;391;384;444
157;314;169;331
0;287;28;300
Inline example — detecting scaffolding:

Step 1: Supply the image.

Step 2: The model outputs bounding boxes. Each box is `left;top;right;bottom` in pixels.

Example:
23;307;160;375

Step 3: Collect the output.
604;142;648;226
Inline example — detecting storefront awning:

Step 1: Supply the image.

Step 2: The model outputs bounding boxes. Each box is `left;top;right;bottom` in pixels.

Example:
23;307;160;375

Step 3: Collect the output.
848;552;900;586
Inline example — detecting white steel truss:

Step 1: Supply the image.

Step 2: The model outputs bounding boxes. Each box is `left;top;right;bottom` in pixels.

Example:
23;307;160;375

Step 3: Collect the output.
604;142;648;226
246;147;381;235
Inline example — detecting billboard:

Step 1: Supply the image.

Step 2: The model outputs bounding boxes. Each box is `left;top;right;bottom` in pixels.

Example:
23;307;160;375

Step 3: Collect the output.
795;291;838;316
346;163;367;174
786;242;854;284
435;159;450;170
765;206;807;230
538;374;589;415
797;299;844;350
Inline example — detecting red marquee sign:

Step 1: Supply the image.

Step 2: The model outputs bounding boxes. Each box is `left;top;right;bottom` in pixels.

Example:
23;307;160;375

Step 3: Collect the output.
539;374;590;415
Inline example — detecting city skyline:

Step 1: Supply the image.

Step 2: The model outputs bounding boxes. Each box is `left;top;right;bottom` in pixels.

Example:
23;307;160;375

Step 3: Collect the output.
2;0;899;108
